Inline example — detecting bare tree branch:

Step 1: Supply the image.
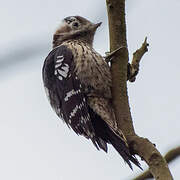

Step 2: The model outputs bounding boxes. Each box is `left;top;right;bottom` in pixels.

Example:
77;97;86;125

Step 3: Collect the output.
106;0;173;179
133;146;180;180
128;37;149;82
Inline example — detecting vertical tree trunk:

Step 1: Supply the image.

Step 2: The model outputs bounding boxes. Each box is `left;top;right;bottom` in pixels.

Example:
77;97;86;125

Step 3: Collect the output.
106;0;173;179
106;0;135;135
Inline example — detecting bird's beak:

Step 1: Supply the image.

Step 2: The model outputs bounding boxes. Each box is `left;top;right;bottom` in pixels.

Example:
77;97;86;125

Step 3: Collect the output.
91;22;102;30
94;22;102;29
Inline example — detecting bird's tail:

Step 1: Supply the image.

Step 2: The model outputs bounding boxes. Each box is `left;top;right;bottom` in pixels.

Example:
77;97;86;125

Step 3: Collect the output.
107;128;142;170
88;106;142;170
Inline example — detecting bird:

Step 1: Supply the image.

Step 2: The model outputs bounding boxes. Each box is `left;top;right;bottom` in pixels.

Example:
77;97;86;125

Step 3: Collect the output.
42;16;141;170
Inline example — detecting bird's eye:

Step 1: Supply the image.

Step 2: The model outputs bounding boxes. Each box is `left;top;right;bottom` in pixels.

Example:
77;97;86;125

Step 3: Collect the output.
73;22;79;28
67;20;71;24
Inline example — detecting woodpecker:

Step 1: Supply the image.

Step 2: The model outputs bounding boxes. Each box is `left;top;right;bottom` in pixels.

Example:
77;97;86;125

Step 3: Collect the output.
42;16;141;169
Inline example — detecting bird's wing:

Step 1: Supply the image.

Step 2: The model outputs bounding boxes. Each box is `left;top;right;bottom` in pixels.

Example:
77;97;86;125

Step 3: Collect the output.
42;45;107;151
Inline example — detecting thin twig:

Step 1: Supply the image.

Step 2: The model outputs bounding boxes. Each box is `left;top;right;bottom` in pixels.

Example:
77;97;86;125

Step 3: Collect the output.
128;37;149;82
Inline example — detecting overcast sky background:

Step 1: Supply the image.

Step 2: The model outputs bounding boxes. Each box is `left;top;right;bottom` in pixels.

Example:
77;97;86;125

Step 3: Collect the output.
0;0;179;179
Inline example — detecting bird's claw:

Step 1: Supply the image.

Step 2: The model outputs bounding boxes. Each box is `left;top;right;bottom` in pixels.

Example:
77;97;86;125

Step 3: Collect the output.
104;46;126;63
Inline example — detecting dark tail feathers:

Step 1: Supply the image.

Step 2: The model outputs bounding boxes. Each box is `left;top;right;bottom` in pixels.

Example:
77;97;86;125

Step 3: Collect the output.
107;129;142;170
88;106;142;170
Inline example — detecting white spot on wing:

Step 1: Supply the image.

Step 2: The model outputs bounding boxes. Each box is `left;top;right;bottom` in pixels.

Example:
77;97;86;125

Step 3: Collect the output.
57;76;63;80
55;63;62;69
54;55;69;80
61;64;69;75
64;89;81;101
56;56;64;63
57;55;64;59
69;105;79;119
57;69;65;77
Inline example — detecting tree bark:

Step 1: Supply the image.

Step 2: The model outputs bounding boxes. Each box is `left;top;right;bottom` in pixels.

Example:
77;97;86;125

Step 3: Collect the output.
106;0;173;179
133;146;180;180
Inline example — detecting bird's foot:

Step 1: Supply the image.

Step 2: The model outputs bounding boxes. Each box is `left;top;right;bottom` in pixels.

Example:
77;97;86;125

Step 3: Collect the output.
104;46;126;63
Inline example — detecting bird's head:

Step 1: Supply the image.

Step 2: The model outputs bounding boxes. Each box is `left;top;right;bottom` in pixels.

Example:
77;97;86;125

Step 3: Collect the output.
53;16;102;48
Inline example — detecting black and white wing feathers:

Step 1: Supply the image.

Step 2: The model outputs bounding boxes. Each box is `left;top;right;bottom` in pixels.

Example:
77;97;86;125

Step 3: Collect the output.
42;45;107;151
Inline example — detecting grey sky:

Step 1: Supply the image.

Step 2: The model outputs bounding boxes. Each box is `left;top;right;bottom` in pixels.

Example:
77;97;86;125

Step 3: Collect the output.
0;0;179;179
